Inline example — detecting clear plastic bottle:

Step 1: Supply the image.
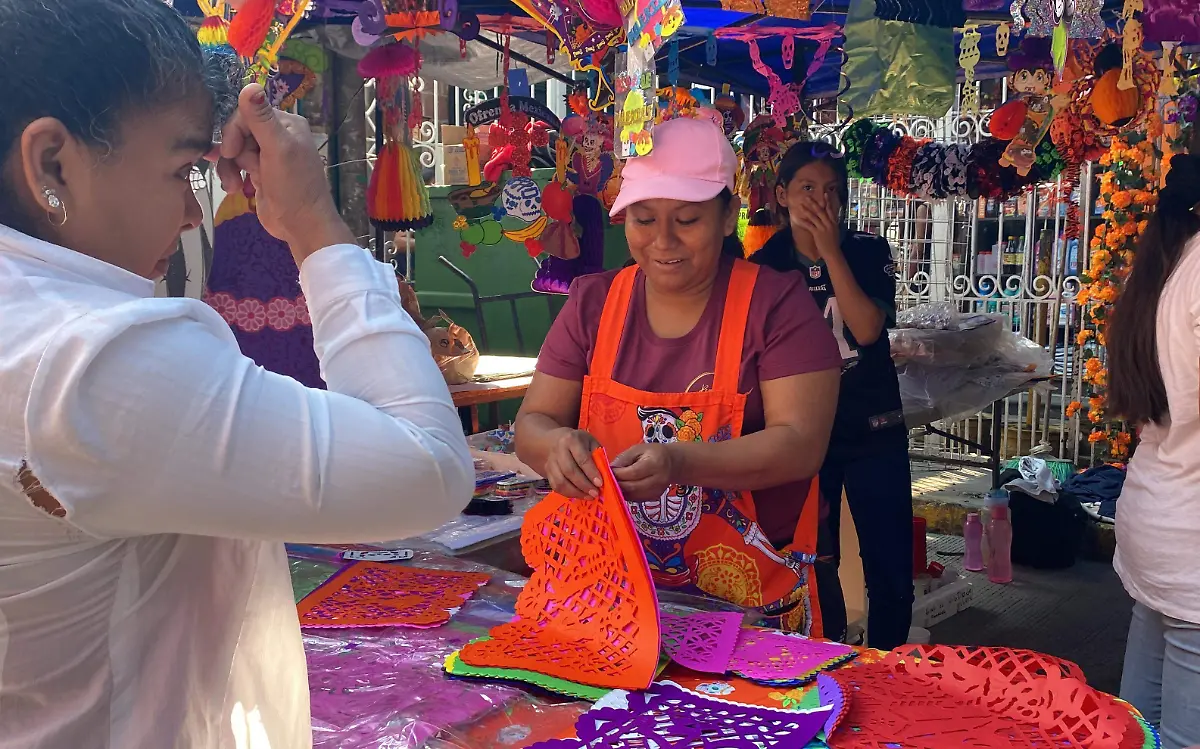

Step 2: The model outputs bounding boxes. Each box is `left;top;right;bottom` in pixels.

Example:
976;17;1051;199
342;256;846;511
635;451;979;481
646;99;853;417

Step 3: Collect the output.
987;503;1013;584
963;512;985;572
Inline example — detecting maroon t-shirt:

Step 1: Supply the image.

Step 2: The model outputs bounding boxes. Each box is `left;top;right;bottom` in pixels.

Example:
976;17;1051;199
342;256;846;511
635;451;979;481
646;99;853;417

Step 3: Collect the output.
537;257;841;544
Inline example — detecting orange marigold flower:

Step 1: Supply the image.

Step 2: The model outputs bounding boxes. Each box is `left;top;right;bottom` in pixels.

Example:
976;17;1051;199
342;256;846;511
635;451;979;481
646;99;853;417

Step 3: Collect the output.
1077;288;1091;305
1095;224;1107;237
1088;410;1102;423
1085;357;1103;374
1111;192;1132;209
1113;431;1133;446
1077;329;1094;345
1066;401;1082;418
1097;332;1107;347
1099;286;1118;303
1089;396;1105;410
1091;250;1112;268
1088;431;1107;443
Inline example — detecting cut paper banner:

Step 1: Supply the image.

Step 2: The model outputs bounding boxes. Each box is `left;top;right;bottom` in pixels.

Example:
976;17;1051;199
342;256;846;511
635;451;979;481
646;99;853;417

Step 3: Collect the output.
297;563;489;629
529;680;832;749
729;629;857;686
444;646;612;701
659;612;743;674
883;645;1134;749
458;447;661;690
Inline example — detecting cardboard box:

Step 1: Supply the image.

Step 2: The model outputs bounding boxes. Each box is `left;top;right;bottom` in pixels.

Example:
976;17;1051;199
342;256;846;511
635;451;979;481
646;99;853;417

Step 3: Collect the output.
911;572;973;628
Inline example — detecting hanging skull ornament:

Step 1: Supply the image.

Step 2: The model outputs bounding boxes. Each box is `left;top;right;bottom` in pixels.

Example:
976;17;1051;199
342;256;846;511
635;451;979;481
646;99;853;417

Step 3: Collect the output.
501;177;543;223
996;23;1011;56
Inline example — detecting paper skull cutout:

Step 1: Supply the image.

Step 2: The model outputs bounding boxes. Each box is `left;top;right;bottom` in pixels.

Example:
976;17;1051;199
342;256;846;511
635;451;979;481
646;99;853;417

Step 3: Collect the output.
501;177;543;223
996;23;1011;56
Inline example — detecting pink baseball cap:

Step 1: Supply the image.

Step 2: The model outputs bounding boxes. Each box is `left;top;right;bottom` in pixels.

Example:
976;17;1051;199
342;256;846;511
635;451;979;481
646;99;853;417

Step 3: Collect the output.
608;116;738;217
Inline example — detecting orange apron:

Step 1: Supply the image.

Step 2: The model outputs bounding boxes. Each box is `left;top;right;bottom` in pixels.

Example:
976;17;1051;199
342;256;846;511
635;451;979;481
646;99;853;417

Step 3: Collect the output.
578;259;823;636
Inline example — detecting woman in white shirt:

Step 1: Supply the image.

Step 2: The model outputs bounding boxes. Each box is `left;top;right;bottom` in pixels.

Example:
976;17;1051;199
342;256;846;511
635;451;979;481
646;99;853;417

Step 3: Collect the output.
1106;146;1200;749
0;1;472;746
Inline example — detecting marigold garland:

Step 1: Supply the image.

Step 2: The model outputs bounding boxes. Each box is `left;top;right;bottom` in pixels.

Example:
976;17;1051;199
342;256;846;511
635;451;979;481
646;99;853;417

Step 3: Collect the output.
1069;134;1158;462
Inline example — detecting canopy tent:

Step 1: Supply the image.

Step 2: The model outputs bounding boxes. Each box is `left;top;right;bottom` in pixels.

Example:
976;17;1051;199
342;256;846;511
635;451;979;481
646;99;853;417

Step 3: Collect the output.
173;0;1148;100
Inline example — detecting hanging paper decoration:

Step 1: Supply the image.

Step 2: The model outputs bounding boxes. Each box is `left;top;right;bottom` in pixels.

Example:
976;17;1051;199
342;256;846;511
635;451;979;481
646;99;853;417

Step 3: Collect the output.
457;448;660;689
1071;0;1105;39
1142;0;1200;44
740;115;789;214
721;0;811;20
992;23;1010;59
197;0;233;50
361;43;435;232
528;681;831;749
987;37;1067;176
297;562;490;629
627;0;686;51
228;0;310;84
960;25;983;115
715;85;746;137
615;49;657;158
511;0;623;67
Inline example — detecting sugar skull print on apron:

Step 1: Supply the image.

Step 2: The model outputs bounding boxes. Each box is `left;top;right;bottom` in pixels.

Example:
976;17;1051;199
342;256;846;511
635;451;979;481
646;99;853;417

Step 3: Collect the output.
578;259;823;635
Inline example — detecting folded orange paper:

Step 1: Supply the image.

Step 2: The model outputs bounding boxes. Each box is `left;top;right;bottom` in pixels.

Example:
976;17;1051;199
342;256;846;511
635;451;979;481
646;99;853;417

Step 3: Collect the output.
458;447;660;690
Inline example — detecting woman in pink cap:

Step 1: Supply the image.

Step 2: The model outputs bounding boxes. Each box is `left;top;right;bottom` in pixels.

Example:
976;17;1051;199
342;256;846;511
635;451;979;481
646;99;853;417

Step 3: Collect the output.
516;115;843;633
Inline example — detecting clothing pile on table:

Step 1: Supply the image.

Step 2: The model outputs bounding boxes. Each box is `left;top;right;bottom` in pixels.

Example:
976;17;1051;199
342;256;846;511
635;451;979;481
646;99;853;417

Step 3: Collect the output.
890;302;1054;426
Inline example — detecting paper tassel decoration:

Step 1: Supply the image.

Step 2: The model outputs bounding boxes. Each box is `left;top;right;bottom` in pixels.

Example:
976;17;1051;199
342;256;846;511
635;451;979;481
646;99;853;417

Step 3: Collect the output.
228;0;275;57
368;142;434;231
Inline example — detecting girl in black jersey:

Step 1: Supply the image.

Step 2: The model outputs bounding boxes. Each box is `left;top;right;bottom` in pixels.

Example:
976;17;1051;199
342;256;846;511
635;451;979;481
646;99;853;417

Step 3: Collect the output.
751;142;914;650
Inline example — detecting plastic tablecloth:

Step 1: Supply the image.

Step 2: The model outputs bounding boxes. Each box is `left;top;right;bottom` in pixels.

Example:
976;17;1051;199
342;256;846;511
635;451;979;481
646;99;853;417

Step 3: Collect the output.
289;547;587;749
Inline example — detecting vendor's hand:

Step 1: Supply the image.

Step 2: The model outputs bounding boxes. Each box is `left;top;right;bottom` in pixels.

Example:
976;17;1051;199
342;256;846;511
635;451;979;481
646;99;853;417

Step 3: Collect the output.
214;84;355;264
611;443;678;502
791;195;841;259
544;429;603;499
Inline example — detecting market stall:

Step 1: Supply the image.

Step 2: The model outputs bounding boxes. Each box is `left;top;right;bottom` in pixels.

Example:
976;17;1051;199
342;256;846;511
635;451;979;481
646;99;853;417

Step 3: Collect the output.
170;0;1199;745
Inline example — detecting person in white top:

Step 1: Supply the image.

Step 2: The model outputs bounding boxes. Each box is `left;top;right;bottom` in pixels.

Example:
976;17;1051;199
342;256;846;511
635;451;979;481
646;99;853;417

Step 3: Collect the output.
1106;144;1200;749
0;1;473;747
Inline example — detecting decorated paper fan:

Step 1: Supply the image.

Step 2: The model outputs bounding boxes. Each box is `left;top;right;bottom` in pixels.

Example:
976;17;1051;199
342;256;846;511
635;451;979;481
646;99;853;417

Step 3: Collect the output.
296;562;489;629
457;448;661;690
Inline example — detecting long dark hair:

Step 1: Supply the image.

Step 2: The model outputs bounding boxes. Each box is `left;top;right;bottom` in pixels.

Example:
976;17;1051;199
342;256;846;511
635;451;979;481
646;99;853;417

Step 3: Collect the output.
0;0;236;236
774;141;850;226
1107;146;1200;425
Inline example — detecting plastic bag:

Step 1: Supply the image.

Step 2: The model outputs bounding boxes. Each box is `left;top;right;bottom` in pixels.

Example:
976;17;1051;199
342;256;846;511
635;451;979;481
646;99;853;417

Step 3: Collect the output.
892;304;1053;425
842;0;956;119
425;311;480;385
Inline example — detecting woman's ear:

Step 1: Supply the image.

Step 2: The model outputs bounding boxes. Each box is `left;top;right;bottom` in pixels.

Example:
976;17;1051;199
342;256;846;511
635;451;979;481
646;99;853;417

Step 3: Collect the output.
723;197;740;237
775;183;789;209
17;118;75;218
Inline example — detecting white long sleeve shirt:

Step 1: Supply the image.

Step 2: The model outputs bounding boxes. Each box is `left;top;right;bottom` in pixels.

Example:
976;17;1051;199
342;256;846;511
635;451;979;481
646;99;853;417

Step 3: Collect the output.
0;224;473;747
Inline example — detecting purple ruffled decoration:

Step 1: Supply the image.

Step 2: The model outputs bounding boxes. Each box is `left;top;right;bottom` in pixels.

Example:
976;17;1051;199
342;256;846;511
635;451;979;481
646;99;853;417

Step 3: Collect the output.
533;194;606;294
206;206;325;389
1143;0;1200;44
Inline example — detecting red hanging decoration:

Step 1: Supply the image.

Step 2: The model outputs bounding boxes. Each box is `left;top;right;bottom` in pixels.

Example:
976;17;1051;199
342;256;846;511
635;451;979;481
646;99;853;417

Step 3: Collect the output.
228;0;275;58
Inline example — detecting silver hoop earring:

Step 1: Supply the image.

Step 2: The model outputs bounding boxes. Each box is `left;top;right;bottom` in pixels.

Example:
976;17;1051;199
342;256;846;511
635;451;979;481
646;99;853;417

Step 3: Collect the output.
43;187;68;227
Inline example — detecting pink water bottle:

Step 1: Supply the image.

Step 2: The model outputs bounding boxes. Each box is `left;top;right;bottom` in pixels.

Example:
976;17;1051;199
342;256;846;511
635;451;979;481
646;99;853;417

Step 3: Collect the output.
963;512;984;572
987;504;1013;584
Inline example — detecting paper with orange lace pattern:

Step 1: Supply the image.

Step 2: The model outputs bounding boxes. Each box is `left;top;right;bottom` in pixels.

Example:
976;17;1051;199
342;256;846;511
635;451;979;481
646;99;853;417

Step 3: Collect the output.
457;447;660;690
296;562;489;629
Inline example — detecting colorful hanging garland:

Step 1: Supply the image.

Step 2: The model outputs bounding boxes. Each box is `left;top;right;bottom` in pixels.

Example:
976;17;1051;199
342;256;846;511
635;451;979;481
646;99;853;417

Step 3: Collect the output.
1067;134;1159;463
842;118;1067;202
